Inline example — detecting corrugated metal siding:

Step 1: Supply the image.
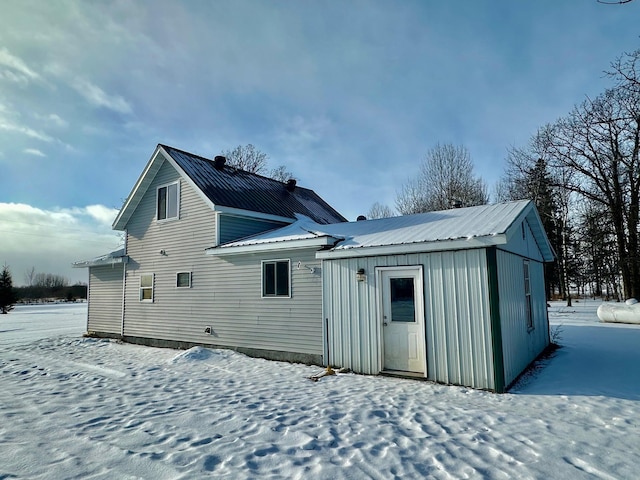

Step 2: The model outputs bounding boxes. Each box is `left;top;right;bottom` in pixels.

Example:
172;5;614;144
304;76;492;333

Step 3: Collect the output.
219;215;285;245
123;159;324;356
324;249;495;390
87;264;124;334
497;249;550;387
500;218;544;262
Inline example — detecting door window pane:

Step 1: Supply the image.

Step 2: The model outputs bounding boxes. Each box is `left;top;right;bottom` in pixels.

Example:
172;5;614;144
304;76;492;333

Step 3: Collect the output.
390;277;415;322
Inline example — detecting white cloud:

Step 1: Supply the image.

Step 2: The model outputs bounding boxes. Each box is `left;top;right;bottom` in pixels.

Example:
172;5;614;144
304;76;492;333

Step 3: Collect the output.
0;202;122;285
72;78;132;114
35;113;68;128
83;205;119;227
0;119;53;142
24;148;46;157
0;47;40;83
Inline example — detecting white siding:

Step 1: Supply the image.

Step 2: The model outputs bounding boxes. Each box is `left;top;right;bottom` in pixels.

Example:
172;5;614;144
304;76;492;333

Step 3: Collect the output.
323;249;496;390
122;159;323;357
497;249;550;386
87;264;124;335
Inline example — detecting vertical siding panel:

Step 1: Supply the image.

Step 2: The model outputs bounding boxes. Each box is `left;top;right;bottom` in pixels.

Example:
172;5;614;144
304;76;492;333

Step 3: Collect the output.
497;249;550;386
324;249;495;390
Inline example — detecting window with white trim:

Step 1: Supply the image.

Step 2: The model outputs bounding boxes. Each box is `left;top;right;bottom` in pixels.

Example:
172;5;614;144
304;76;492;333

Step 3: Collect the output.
523;260;533;330
157;182;179;221
176;272;192;288
140;274;154;302
262;260;290;297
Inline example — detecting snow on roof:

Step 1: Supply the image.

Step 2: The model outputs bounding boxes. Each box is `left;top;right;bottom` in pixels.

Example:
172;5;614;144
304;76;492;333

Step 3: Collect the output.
72;248;128;268
209;200;554;260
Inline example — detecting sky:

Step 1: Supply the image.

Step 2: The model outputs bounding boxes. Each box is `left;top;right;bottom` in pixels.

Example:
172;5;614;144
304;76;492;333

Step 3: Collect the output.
1;0;639;285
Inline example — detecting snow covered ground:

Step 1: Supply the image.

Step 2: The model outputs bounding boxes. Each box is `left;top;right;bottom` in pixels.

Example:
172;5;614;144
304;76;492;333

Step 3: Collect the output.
1;300;638;479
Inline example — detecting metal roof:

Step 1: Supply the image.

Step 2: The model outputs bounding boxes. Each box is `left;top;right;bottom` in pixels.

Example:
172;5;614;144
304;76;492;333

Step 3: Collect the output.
113;145;346;230
73;248;128;268
209;200;555;261
162;145;346;225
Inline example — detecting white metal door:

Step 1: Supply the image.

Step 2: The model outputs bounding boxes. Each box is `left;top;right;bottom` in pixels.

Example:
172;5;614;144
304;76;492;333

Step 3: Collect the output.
380;268;425;374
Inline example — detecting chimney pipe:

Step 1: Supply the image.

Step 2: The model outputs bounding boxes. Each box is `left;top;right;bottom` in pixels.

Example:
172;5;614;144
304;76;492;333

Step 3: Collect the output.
286;178;297;192
214;156;226;170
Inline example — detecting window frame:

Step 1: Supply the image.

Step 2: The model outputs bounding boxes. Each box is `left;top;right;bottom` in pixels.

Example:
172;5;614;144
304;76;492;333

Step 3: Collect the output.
523;260;534;331
156;181;180;222
140;273;154;302
176;271;192;289
261;259;291;298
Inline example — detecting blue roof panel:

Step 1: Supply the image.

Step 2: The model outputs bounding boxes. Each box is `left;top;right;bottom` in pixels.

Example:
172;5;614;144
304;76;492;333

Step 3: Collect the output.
162;145;346;225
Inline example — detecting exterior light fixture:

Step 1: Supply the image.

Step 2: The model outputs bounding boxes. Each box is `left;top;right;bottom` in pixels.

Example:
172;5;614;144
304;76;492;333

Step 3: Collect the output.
356;268;366;282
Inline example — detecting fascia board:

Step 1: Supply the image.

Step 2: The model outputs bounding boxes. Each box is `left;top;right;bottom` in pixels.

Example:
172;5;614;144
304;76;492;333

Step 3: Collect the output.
213;205;295;224
206;236;336;256
112;145;169;230
316;235;508;259
72;256;129;268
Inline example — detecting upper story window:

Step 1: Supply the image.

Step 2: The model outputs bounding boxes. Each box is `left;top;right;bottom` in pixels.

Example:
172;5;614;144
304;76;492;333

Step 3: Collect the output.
262;259;290;298
157;182;179;221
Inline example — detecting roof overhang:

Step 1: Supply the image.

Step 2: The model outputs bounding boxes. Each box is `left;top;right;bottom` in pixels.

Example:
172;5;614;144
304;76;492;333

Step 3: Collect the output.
206;235;339;256
214;205;295;224
316;234;508;259
73;252;129;268
112;145;167;231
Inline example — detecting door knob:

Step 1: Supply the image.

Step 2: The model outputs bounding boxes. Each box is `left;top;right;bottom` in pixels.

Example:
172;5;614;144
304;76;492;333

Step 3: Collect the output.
383;322;388;326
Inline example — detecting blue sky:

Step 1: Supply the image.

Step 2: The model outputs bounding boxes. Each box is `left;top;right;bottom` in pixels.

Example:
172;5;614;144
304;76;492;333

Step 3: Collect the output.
1;0;639;285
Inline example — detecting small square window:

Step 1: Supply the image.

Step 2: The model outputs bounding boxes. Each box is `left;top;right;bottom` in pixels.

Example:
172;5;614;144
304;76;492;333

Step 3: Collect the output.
140;274;154;302
177;272;191;288
262;260;290;297
157;182;179;221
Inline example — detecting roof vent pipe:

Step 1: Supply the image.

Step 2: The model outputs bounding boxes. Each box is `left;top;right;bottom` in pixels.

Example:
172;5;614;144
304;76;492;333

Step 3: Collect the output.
214;156;226;170
286;179;297;192
356;215;367;221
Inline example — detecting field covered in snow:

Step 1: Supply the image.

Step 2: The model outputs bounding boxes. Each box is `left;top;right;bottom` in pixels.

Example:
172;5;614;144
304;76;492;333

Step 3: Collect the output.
1;301;639;479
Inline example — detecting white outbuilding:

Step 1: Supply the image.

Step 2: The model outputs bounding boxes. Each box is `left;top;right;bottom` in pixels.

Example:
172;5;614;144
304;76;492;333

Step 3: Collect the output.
213;200;555;392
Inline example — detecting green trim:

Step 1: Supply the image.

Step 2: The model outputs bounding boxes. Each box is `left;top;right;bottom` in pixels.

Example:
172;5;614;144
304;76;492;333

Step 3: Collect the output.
486;247;505;393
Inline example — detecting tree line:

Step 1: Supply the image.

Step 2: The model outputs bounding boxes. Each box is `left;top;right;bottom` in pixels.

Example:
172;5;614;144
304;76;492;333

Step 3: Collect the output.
1;264;87;313
365;47;640;303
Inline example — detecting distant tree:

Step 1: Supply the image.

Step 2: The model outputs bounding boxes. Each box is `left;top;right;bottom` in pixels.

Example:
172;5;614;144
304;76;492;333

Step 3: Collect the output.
33;273;69;289
270;165;296;183
221;144;269;174
367;202;396;219
24;266;36;287
396;143;488;214
0;264;16;314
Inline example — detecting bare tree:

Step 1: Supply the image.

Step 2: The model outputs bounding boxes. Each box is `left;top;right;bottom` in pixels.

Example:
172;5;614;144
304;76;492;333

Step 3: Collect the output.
270;165;295;183
540;81;640;299
24;266;36;287
367;202;396;219
220;144;269;174
396;144;488;214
